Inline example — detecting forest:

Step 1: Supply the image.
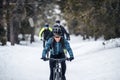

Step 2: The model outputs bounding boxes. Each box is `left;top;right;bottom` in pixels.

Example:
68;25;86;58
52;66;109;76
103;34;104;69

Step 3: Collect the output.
0;0;120;45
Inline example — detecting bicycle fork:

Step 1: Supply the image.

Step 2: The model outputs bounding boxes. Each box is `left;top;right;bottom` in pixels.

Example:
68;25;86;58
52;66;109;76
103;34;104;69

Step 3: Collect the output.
53;63;62;80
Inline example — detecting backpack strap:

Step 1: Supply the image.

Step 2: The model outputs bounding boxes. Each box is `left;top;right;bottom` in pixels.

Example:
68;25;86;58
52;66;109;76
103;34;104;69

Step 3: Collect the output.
60;37;65;48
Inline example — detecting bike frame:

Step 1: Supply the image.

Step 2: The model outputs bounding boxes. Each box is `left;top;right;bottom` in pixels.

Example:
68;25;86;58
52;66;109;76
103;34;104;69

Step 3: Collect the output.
47;58;69;80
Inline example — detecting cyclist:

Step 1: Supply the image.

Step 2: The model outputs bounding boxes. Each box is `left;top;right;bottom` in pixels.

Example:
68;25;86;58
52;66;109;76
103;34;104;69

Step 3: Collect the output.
53;20;70;40
39;23;53;48
41;27;74;80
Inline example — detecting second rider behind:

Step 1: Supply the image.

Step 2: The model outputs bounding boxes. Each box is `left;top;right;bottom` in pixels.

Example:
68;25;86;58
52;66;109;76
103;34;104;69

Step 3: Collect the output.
39;23;53;48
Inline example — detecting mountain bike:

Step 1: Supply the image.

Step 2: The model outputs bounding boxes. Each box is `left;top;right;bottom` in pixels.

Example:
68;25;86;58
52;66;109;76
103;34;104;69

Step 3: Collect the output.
46;58;70;80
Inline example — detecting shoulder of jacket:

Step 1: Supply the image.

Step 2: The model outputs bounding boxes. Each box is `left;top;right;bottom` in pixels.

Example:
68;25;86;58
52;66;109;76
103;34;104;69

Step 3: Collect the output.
63;37;67;42
62;38;68;43
48;37;54;42
41;27;45;30
48;27;52;31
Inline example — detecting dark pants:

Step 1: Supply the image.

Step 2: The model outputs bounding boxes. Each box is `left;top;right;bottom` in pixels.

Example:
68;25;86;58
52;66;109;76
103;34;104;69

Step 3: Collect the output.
43;39;48;48
49;53;66;80
43;39;50;57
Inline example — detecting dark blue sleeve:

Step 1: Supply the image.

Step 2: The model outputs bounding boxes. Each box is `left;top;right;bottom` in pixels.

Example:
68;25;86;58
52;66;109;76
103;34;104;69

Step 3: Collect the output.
61;26;70;39
61;26;69;35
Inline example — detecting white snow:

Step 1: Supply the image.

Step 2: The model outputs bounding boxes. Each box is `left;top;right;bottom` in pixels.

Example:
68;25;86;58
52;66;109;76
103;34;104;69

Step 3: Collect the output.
0;35;120;80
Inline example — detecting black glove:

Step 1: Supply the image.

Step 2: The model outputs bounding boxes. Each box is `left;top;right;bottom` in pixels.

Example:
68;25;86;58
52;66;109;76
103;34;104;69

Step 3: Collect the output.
69;57;74;61
41;57;47;61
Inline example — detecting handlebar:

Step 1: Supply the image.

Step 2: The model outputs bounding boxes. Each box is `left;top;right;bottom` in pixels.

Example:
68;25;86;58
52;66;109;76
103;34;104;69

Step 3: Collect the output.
46;58;70;61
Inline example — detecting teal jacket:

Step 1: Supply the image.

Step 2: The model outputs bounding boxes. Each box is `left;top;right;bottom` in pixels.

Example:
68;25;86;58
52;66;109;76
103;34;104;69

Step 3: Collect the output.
42;37;74;58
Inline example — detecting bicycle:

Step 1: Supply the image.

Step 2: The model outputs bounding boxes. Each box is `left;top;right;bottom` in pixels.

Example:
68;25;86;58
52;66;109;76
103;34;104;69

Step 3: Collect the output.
46;58;70;80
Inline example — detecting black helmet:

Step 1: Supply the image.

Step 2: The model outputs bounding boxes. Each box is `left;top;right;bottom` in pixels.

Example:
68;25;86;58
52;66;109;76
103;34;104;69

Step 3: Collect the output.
55;20;60;24
52;27;62;36
45;23;49;27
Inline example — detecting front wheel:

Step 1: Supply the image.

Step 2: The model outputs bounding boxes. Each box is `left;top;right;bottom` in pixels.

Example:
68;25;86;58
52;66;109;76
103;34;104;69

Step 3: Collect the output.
54;72;62;80
53;68;62;80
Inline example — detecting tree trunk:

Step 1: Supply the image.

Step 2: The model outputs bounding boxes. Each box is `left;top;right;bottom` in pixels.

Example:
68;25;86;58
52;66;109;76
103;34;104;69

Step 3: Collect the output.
10;17;14;45
30;27;35;43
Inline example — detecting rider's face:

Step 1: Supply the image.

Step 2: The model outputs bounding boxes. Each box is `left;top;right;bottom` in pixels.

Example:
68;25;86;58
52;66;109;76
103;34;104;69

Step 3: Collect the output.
44;27;48;29
54;35;61;42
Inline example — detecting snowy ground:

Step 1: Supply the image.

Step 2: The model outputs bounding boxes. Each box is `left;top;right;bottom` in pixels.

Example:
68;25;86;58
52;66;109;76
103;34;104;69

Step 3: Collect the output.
0;35;120;80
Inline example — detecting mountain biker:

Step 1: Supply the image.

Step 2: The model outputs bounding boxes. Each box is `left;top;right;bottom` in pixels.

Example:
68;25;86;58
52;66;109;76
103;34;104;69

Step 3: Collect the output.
39;23;53;48
41;27;74;80
53;20;70;40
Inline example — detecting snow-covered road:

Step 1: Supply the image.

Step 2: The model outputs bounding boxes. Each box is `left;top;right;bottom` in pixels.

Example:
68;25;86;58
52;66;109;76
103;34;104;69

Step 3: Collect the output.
0;35;120;80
